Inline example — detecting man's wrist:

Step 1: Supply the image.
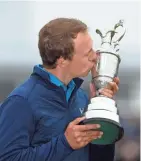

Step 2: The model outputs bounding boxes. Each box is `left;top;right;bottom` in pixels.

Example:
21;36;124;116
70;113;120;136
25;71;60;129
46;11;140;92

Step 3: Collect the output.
60;133;74;152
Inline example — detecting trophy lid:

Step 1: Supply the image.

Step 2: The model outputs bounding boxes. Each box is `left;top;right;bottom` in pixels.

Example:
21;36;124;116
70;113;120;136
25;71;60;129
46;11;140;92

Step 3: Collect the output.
96;19;126;54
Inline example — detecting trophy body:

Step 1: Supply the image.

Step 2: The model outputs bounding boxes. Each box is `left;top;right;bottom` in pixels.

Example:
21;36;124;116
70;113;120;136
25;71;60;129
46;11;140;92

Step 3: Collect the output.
83;20;126;145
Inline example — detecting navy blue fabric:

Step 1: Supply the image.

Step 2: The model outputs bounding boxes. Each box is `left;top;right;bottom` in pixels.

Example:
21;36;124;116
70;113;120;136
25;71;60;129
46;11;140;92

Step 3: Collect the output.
0;65;115;161
37;64;76;102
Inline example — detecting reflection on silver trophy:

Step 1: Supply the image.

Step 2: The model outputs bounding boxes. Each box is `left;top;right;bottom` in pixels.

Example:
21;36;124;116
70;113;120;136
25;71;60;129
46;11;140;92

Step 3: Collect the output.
83;20;126;145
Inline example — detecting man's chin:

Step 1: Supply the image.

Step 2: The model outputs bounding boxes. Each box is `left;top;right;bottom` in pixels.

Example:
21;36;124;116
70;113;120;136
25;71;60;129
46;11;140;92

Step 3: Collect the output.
80;71;90;77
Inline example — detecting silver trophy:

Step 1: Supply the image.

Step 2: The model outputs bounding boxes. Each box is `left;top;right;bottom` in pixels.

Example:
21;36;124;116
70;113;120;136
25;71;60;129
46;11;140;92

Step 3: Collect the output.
83;20;126;145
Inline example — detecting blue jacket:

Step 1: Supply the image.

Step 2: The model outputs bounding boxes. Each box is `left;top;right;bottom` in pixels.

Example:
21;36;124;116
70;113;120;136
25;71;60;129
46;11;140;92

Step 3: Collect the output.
0;65;115;161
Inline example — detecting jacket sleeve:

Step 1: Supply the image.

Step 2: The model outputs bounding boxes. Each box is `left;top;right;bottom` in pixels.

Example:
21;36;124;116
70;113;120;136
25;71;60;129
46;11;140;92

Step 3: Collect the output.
0;96;73;161
89;143;115;161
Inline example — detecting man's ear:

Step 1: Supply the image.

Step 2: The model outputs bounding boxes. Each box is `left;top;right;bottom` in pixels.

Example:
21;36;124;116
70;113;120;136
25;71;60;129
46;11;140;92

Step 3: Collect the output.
57;57;70;67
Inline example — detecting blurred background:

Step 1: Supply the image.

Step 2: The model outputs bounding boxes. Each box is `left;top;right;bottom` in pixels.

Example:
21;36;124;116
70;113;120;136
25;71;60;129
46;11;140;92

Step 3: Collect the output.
0;1;140;161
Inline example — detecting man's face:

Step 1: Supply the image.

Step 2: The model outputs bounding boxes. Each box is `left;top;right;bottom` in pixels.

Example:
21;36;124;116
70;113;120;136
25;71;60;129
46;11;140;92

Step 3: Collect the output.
69;31;97;78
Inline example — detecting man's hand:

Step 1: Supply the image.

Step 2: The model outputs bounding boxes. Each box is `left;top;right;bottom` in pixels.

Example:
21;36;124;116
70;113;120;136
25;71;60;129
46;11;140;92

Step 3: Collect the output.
64;117;103;150
90;77;120;98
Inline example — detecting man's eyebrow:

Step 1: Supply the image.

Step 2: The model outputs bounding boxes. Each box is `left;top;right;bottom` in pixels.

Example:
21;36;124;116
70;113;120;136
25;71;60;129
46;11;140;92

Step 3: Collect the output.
84;48;93;56
88;48;93;53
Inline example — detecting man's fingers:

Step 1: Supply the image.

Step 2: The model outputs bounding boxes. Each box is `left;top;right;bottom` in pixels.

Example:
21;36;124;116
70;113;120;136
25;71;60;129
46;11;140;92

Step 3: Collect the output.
76;124;101;132
103;81;119;94
99;88;114;95
70;117;86;125
73;130;103;139
113;77;120;85
83;136;98;144
109;82;119;94
91;66;97;78
82;130;103;137
89;83;96;98
76;131;103;146
90;77;119;99
82;131;103;143
99;91;113;98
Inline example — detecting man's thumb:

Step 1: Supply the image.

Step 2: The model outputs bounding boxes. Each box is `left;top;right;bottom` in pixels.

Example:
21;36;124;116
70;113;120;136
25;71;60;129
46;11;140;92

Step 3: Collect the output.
71;117;86;125
89;82;96;98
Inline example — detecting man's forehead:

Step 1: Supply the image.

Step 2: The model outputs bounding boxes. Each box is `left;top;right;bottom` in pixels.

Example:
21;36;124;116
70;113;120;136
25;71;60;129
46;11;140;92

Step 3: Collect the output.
75;32;92;42
74;32;93;51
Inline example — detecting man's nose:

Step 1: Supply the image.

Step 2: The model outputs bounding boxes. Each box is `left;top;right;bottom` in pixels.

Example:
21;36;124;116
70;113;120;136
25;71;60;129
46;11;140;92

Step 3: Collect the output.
88;51;97;62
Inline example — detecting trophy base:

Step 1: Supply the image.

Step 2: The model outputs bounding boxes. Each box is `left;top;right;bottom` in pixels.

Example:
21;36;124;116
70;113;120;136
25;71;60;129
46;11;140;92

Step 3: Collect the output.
82;118;124;145
82;97;124;145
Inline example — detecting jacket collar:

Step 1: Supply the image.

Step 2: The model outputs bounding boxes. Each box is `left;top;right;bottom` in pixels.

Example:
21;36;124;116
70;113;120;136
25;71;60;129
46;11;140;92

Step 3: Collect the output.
32;64;84;89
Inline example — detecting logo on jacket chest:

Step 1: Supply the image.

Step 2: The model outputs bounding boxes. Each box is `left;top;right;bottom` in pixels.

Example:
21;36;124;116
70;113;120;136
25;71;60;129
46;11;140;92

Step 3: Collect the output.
69;99;87;118
79;107;85;114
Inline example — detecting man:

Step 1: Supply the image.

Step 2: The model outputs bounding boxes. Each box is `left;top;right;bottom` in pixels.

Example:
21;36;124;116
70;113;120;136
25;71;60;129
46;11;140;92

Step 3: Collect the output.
0;18;119;161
